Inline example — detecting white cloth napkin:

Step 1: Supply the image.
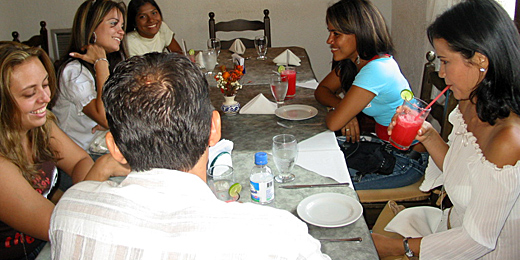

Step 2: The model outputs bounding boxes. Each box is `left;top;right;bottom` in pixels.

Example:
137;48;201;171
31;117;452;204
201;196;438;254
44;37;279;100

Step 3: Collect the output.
195;51;204;68
208;139;234;170
229;39;246;54
296;79;319;90
295;130;352;184
273;49;301;66
384;206;444;238
239;93;277;114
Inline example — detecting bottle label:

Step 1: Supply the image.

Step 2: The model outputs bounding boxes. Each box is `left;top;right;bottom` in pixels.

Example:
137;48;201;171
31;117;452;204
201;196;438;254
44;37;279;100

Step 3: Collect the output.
250;180;274;203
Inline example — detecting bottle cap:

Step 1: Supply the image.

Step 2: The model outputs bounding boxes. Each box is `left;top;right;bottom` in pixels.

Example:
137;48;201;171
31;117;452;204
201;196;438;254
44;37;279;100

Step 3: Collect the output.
254;152;268;165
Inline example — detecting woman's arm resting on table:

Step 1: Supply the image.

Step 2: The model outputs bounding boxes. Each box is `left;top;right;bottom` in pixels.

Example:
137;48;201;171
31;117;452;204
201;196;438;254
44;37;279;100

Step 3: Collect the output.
314;70;343;108
0;159;54;241
325;85;374;131
50;121;94;184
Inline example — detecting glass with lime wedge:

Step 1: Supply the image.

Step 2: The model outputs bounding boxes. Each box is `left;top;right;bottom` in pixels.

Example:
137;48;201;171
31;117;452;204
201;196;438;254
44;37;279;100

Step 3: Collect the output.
400;89;414;101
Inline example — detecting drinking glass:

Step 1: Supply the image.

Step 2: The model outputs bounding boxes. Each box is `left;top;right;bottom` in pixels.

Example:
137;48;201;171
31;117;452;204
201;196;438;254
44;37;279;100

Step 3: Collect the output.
389;97;431;150
270;74;288;107
254;35;268;60
282;67;297;99
207;38;221;64
201;49;217;75
272;134;298;183
207;165;239;202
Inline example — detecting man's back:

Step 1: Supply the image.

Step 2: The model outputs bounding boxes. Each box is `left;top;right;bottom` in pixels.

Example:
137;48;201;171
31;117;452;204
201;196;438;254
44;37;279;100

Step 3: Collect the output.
50;169;329;260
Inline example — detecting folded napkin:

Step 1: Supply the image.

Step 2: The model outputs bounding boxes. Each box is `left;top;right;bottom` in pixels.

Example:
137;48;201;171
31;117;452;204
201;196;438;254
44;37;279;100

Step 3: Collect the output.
195;51;204;68
273;49;301;66
239;93;277;114
208;139;234;177
295;130;352;184
296;79;319;90
385;206;444;238
229;39;246;54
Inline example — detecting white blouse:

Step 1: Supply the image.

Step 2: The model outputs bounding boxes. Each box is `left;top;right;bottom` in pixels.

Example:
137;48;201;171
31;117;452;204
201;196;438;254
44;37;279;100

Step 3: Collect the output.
389;106;520;259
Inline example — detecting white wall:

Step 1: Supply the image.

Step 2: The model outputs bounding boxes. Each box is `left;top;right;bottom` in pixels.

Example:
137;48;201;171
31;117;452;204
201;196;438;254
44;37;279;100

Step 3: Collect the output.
0;0;393;82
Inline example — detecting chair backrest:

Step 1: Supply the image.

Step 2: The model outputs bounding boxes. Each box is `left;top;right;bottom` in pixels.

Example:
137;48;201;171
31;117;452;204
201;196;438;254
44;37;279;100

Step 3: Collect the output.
50;28;72;61
420;51;458;141
12;21;49;54
209;9;271;49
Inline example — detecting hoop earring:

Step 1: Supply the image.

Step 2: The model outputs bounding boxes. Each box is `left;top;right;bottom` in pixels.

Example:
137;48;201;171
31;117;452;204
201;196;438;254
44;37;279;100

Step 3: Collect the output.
92;32;97;43
479;68;486;72
355;55;360;65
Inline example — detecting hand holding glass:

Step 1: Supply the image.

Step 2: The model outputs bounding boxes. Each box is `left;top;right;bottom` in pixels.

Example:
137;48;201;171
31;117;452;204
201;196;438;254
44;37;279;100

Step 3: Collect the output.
207;165;239;202
272;134;298;183
254;35;268;60
270;74;288;107
389;97;431;150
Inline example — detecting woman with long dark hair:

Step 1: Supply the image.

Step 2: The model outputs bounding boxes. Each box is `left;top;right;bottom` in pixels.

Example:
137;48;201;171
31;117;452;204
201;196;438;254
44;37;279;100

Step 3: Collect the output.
373;0;520;258
315;0;428;190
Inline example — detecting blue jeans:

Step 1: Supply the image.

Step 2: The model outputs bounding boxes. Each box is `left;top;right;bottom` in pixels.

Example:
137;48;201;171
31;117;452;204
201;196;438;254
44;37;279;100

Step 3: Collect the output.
350;150;429;190
338;136;429;190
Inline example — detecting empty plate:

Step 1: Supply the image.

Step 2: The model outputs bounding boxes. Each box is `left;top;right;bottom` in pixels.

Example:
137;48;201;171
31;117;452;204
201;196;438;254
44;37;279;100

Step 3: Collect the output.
275;105;318;121
297;193;363;228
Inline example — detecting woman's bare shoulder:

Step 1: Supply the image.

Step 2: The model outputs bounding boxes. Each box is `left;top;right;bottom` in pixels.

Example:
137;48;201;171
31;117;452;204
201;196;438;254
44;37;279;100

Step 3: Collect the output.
485;116;520;168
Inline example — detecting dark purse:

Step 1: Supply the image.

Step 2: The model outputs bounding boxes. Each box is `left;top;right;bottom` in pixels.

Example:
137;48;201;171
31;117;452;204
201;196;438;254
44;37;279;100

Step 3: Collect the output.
340;138;396;175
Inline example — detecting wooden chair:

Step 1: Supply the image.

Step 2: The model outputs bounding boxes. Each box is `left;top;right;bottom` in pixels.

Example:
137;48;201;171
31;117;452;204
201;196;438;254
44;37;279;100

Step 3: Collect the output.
12;21;49;54
209;9;271;49
356;51;456;227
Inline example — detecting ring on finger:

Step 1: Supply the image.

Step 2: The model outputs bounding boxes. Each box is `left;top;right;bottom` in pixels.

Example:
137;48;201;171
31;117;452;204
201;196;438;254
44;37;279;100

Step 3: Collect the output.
346;129;350;132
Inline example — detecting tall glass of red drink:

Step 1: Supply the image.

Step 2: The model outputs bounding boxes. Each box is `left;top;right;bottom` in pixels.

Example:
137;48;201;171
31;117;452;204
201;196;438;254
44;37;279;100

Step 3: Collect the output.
390;97;431;150
281;67;296;99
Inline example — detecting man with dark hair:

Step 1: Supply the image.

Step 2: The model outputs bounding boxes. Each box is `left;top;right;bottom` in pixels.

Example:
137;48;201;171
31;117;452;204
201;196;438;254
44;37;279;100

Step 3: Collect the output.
49;53;329;259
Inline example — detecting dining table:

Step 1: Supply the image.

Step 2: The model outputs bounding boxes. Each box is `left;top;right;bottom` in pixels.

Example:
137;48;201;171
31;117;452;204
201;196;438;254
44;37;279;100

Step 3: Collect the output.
209;47;379;259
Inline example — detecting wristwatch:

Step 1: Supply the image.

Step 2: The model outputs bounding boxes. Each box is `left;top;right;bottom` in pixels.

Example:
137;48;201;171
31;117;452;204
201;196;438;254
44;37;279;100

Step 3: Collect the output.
403;237;414;258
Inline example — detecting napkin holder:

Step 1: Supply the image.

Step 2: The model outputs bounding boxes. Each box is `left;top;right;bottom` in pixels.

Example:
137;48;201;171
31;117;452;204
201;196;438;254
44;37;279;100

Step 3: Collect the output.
232;53;246;74
229;39;246;54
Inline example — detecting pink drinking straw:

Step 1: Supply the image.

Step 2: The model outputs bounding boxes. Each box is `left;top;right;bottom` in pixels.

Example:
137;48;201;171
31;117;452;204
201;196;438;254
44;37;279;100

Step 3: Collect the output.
416;85;451;118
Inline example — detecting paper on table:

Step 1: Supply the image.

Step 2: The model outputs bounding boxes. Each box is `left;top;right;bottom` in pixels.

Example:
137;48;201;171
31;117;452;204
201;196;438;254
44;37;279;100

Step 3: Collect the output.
296;79;319;90
273;49;301;66
295;131;352;184
239;93;277;114
229;39;246;54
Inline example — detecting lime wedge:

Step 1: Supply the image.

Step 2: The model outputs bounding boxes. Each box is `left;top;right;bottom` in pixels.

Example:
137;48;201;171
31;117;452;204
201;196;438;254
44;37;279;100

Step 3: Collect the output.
400;89;414;101
277;65;286;74
228;183;242;198
188;49;195;55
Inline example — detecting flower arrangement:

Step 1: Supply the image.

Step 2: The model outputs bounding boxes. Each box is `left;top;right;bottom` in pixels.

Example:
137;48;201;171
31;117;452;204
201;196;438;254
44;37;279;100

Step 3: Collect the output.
215;65;244;97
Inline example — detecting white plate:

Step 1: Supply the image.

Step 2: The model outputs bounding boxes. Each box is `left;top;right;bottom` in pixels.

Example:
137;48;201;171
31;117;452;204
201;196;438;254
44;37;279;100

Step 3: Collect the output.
297;193;363;228
275;105;318;121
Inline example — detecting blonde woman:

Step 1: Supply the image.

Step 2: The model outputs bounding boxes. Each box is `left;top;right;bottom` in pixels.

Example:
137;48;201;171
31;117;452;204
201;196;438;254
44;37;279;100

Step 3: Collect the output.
0;42;129;259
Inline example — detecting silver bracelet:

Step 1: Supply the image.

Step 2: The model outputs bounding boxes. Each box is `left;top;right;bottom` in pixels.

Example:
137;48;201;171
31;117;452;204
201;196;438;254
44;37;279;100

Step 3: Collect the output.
94;58;109;69
403;237;414;258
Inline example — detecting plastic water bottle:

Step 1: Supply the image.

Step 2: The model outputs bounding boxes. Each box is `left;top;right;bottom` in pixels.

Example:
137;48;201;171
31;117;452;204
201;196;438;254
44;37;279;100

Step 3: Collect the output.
250;152;275;204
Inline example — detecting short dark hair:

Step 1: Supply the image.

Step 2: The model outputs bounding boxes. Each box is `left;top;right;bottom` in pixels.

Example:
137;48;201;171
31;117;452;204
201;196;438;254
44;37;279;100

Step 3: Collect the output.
126;0;163;33
428;0;520;124
327;0;394;91
103;52;213;172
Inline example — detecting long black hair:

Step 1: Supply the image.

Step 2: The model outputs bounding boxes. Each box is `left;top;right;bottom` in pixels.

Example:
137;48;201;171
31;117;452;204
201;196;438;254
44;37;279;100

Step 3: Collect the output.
327;0;394;92
428;0;520;124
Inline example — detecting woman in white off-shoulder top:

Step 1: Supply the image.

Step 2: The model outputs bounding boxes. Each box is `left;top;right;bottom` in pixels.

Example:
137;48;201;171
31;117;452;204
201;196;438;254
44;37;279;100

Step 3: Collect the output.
372;0;520;259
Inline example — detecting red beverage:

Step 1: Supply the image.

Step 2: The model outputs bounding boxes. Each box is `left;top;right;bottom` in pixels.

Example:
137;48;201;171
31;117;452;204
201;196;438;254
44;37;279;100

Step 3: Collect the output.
281;68;296;99
390;111;424;150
